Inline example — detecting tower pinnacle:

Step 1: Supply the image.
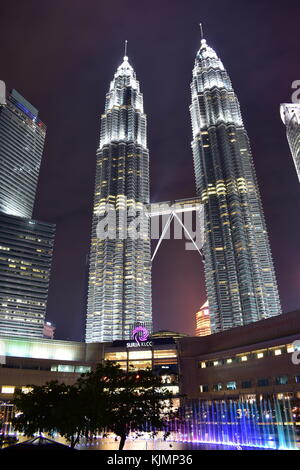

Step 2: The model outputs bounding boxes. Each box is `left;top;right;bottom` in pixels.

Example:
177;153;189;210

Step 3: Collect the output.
124;39;128;60
199;23;204;40
199;23;207;49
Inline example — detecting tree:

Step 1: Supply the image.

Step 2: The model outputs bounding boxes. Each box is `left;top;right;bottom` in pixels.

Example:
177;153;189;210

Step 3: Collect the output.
78;362;177;450
13;382;57;437
75;361;119;440
53;382;90;448
13;381;91;448
108;368;176;450
13;362;177;450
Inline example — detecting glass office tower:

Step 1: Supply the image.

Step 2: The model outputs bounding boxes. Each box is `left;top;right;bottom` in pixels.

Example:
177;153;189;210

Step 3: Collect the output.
190;37;281;333
0;85;55;338
0;213;55;338
280;103;300;183
86;54;152;342
0;89;46;218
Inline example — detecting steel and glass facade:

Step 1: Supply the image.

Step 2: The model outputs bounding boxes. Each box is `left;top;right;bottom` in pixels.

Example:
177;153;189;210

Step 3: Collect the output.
0;89;46;218
86;55;151;342
0;86;55;338
280;103;300;182
190;38;281;333
0;213;55;338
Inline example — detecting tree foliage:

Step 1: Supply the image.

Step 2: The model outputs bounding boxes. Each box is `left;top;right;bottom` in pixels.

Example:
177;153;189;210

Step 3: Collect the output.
13;381;89;448
13;362;177;450
79;363;176;449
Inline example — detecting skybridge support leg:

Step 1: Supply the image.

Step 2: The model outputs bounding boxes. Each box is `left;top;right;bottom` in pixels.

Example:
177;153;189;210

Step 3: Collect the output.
151;213;174;262
173;212;203;258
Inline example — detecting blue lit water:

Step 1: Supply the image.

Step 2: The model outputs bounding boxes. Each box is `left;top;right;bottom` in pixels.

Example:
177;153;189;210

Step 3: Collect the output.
76;397;299;451
76;438;276;451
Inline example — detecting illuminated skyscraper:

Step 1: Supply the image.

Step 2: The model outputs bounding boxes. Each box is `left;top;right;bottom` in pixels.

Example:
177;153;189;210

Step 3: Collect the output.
280;104;300;182
0;88;46;218
190;35;281;333
86;51;151;342
0;213;55;338
195;300;211;337
0;85;55;338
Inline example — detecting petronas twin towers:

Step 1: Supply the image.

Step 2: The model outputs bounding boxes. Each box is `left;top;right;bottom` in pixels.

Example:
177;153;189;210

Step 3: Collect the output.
86;53;152;343
190;38;281;331
85;34;281;343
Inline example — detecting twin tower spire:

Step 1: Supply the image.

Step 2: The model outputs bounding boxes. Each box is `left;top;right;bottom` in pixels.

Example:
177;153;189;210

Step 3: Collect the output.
85;30;282;343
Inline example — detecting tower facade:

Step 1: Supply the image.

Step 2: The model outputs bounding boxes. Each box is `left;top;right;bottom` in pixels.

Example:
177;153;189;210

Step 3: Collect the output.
86;54;152;342
0;213;55;338
280;103;300;182
0;88;46;218
190;37;281;333
0;84;55;338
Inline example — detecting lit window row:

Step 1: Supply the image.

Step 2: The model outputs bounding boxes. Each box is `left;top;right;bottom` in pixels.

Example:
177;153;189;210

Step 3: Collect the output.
105;349;177;361
199;375;300;393
1;386;32;394
199;344;298;368
50;365;91;373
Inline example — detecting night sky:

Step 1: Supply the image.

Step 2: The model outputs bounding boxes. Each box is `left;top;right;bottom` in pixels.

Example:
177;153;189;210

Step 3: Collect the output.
0;1;299;341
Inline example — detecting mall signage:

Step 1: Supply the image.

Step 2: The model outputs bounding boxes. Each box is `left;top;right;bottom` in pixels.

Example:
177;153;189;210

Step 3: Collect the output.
126;326;152;348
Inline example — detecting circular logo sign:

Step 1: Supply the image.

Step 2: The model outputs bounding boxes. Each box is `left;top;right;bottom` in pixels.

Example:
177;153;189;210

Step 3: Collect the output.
132;326;149;345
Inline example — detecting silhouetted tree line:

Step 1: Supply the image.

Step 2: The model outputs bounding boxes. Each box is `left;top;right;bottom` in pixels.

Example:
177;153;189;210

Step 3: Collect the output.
12;362;176;450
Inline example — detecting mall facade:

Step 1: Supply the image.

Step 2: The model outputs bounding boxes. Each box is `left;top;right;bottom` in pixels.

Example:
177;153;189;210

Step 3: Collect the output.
0;311;300;432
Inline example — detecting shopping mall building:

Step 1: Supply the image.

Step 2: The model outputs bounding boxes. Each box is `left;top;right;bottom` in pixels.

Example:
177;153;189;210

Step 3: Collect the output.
0;311;300;432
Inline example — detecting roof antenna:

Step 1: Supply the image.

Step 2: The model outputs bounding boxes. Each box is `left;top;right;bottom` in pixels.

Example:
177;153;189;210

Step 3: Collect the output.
199;23;204;40
124;39;128;58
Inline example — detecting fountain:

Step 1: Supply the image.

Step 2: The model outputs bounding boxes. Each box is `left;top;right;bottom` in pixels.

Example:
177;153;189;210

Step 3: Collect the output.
2;395;298;450
169;396;298;450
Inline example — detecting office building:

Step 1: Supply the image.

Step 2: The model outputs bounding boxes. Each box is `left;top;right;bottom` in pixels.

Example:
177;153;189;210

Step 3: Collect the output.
196;300;211;337
0;213;55;338
0;88;46;218
0;84;55;338
280;103;300;182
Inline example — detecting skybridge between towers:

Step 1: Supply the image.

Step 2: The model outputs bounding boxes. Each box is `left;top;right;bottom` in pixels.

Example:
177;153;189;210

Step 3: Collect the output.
145;197;204;262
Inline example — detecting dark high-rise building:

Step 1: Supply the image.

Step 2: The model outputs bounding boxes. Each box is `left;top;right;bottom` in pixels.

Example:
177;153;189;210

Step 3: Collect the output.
190;36;281;333
280;103;300;183
0;88;46;218
0;213;55;338
86;53;152;342
0;84;55;338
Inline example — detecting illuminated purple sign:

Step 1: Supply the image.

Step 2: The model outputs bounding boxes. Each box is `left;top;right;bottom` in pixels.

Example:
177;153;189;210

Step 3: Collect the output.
125;326;152;348
132;326;149;345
